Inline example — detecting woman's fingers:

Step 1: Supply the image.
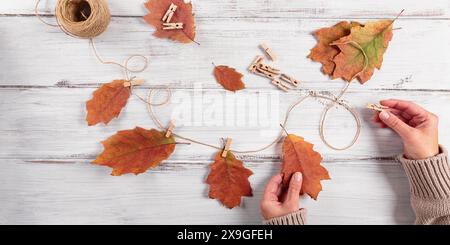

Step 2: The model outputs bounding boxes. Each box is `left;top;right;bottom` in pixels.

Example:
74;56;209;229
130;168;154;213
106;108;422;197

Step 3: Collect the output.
262;174;283;202
378;111;413;138
285;172;303;206
380;99;427;118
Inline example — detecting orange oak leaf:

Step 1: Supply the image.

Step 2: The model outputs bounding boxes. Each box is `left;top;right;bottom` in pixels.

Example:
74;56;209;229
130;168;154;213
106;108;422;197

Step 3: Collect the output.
281;134;330;200
206;151;253;208
93;127;176;176
144;0;196;43
213;65;246;92
86;80;130;126
331;20;394;84
308;21;361;76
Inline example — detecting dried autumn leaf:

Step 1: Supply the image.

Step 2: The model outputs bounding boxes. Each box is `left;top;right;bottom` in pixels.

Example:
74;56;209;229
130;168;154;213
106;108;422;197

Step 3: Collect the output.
144;0;196;43
86;80;130;126
281;134;330;200
206;151;253;208
331;20;394;84
308;21;361;76
93;127;176;176
213;65;246;92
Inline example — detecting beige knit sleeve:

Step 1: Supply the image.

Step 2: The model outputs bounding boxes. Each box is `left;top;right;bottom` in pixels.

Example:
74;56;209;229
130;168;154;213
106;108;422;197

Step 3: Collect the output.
263;209;307;225
398;145;450;225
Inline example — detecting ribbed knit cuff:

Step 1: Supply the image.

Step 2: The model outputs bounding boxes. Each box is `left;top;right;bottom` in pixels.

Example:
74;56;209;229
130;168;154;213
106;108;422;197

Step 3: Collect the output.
263;209;307;225
398;145;450;199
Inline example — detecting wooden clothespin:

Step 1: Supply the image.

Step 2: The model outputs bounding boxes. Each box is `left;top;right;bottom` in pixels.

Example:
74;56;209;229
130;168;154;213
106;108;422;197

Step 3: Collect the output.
221;138;232;158
248;56;264;73
255;66;276;79
162;3;178;23
123;79;145;87
165;120;176;138
271;80;289;92
258;63;280;75
280;74;300;87
162;22;184;30
367;103;389;112
260;43;277;61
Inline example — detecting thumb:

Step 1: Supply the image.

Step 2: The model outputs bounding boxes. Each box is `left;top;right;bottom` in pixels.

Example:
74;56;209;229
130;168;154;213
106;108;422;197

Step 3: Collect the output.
285;172;303;205
379;111;412;138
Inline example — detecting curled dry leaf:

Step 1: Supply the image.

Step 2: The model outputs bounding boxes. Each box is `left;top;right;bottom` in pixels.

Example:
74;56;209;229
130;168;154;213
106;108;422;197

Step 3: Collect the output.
86;80;130;126
281;134;330;200
144;0;196;43
213;65;246;92
206;151;253;208
93;127;176;176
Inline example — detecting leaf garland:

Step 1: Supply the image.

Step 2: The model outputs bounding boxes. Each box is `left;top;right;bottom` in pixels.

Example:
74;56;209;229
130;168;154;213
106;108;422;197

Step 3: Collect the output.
84;10;404;208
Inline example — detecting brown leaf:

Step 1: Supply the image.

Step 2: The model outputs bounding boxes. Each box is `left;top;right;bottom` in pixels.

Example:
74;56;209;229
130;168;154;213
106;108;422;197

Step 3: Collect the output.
213;65;246;92
86;80;130;126
331;20;394;84
206;151;253;208
281;134;330;200
144;0;196;43
93;127;176;176
308;21;361;76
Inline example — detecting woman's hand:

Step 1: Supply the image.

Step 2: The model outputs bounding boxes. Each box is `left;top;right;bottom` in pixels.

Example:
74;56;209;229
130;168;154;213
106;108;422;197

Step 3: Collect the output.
260;172;303;220
373;99;439;160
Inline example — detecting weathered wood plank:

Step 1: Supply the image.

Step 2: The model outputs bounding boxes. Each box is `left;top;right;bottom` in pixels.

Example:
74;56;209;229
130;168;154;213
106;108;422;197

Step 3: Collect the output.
0;88;448;161
1;0;448;19
0;158;414;225
0;17;448;90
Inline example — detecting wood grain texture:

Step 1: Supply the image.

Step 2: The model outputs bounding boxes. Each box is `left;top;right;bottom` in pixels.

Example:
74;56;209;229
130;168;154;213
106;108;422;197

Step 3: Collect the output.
0;17;449;91
0;0;449;224
2;0;449;18
0;158;414;225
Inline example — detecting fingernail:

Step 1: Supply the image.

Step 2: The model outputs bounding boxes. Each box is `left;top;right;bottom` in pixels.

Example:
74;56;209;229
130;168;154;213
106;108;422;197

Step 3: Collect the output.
295;172;302;182
379;111;390;120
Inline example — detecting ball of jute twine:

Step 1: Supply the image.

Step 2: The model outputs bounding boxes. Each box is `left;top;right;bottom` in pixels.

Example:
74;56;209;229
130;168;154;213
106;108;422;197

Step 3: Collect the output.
36;0;110;39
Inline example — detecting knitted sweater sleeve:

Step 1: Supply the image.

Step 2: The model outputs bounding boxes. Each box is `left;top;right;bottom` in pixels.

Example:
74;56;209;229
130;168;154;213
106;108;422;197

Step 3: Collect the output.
263;209;307;225
398;145;450;225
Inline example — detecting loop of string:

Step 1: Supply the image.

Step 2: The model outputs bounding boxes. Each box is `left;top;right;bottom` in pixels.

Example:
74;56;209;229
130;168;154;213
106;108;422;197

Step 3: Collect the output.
141;84;362;154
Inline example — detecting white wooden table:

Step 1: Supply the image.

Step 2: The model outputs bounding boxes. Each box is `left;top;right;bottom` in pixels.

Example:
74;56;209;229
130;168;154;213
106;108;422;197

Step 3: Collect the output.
1;0;449;225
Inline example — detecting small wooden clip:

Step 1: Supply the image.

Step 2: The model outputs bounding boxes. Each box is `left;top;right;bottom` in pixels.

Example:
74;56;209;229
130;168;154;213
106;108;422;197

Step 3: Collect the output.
165;120;176;138
280;74;300;87
255;66;275;79
248;56;264;73
258;64;280;75
162;22;184;30
367;103;389;112
260;43;277;61
124;79;145;87
271;80;289;92
162;3;178;23
221;138;232;158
